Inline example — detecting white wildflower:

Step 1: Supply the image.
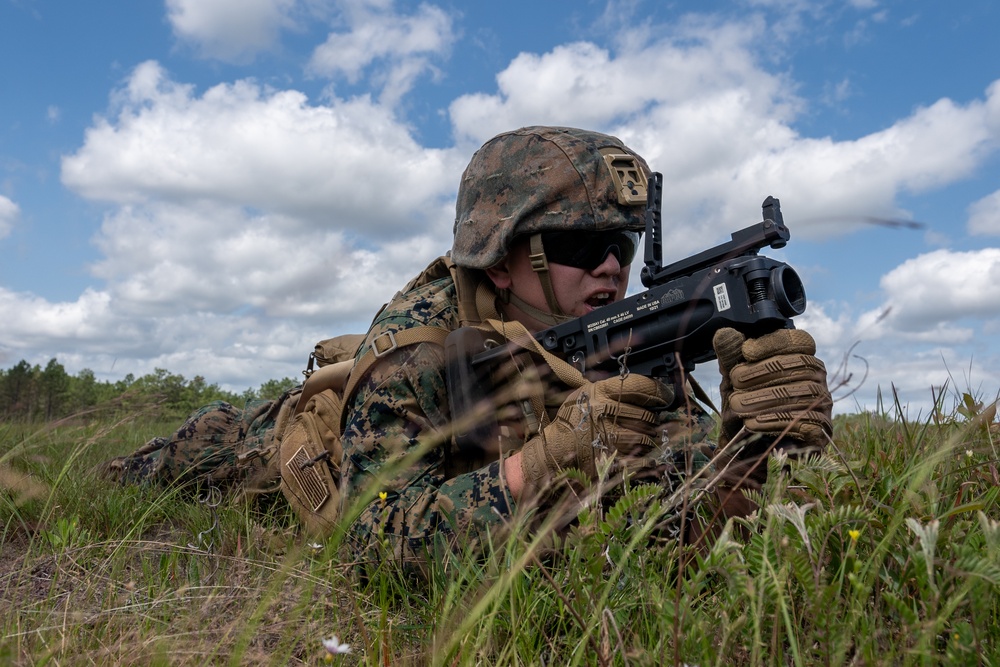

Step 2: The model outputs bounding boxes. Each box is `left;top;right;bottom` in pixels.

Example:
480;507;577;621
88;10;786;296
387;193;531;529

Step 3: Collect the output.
323;636;351;655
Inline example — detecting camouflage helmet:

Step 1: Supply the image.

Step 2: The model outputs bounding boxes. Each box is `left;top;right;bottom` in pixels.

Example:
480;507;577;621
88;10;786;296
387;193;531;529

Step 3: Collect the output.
451;126;651;269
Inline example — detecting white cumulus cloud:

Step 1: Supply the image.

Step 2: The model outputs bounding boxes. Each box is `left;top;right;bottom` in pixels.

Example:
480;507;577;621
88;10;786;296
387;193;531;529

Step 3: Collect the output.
309;0;455;106
798;246;1000;414
876;248;1000;329
61;61;463;239
166;0;298;62
968;189;1000;235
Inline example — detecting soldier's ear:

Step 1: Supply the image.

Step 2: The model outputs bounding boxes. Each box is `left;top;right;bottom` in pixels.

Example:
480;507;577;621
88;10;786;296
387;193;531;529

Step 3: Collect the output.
485;260;512;290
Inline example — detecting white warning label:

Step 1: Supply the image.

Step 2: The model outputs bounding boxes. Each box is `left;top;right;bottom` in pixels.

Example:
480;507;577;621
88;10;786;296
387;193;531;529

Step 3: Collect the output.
713;283;731;312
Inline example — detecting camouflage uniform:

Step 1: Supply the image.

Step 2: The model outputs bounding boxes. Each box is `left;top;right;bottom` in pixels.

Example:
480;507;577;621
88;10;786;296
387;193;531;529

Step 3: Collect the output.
108;395;287;489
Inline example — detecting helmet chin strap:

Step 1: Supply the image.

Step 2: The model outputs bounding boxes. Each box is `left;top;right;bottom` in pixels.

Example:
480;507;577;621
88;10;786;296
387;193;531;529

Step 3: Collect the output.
499;234;574;327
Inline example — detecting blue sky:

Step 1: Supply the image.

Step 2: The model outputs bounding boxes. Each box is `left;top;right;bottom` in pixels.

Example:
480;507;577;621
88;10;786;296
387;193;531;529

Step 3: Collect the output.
1;0;999;417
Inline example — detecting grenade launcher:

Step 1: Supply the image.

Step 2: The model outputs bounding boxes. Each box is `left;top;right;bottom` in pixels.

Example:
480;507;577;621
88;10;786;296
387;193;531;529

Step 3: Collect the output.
445;173;807;448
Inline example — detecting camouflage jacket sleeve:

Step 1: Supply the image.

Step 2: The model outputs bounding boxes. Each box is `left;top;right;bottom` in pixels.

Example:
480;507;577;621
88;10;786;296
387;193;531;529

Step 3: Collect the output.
339;340;515;566
338;273;515;567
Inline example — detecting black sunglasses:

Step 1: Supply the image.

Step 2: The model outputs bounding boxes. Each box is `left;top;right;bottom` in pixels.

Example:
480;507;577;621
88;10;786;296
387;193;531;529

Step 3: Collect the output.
540;229;640;271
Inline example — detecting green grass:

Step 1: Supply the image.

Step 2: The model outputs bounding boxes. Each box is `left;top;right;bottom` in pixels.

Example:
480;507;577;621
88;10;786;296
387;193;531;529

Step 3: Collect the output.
1;389;998;666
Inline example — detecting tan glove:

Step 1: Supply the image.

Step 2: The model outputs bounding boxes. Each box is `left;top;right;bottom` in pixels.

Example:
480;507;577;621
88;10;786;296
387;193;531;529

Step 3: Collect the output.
713;327;833;453
519;374;674;494
692;327;833;538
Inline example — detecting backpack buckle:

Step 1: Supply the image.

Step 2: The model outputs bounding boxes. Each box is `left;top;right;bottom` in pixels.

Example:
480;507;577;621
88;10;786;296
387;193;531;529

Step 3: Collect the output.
372;331;398;358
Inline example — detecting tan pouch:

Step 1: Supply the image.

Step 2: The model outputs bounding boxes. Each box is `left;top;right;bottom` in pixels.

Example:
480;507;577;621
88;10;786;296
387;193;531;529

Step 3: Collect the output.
312;333;367;368
278;388;344;536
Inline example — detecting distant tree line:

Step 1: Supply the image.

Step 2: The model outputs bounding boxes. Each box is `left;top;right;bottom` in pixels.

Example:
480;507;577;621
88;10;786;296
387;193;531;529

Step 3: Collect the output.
0;358;299;422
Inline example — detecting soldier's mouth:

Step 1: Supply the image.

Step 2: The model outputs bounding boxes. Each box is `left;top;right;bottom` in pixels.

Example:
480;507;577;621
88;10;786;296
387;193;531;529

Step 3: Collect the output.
585;292;613;308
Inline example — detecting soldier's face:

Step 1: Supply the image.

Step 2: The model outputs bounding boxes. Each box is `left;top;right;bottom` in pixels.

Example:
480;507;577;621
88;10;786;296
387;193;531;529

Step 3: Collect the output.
487;236;630;332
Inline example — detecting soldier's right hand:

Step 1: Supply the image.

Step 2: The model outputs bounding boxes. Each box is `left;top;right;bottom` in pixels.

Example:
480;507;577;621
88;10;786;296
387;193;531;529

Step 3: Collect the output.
518;374;674;493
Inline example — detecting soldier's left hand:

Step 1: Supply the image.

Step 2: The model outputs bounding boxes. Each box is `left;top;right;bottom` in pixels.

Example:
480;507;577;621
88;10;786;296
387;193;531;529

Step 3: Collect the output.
713;327;832;453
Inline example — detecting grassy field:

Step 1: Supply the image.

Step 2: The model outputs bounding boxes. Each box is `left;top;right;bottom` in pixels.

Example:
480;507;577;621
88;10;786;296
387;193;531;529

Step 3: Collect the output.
1;390;999;666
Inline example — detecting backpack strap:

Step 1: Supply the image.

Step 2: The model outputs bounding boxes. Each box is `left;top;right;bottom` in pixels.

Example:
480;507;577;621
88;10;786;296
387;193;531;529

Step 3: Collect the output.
467;277;587;388
339;325;451;428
